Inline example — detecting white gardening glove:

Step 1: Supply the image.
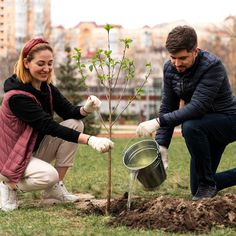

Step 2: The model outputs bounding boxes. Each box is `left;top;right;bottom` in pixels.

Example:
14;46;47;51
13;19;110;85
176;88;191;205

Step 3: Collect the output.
88;136;114;153
159;145;168;170
136;118;160;137
83;95;102;113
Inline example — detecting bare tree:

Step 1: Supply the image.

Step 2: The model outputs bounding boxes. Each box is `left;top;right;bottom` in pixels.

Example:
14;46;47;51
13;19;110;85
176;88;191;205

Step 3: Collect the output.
202;18;236;94
0;51;17;102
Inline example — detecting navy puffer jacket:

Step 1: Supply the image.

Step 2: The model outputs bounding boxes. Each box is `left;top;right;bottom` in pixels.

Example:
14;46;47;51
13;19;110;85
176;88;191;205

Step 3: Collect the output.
156;49;236;148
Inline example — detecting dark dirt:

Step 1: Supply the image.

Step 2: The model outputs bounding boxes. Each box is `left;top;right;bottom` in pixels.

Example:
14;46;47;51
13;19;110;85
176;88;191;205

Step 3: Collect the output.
77;193;236;234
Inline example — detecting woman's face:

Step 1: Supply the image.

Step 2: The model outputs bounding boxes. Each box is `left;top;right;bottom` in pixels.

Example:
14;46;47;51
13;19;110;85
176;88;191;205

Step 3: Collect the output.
24;49;54;83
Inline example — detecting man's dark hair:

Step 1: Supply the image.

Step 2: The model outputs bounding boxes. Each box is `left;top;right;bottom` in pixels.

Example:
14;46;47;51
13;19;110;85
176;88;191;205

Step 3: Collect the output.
165;25;198;53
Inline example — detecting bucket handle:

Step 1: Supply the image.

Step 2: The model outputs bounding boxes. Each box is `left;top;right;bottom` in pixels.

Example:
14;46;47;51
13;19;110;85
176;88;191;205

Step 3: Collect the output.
121;133;139;156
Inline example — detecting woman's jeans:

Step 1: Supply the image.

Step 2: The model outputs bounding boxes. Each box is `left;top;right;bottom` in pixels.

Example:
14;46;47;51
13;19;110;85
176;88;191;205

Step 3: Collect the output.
182;113;236;195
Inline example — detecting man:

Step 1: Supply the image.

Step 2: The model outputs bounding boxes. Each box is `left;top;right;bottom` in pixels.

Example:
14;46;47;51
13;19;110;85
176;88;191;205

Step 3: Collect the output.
136;25;236;200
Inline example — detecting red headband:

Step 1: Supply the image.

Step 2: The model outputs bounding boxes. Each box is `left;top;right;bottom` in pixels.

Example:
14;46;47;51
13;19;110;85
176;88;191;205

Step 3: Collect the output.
23;38;49;58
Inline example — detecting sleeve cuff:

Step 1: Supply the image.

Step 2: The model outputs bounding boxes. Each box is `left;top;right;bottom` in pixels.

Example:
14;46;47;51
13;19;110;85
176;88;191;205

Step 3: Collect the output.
159;114;168;127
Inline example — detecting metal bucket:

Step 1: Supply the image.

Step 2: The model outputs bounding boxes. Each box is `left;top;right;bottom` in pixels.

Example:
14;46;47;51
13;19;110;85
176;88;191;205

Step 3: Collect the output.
123;139;166;190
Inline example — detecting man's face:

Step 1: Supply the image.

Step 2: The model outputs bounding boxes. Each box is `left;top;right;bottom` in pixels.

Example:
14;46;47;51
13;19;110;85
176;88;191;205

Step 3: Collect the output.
169;48;198;73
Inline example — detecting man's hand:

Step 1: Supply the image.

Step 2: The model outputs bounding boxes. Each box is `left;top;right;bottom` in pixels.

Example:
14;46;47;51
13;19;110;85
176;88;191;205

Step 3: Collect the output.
136;118;160;137
88;136;114;153
159;145;168;170
83;95;102;113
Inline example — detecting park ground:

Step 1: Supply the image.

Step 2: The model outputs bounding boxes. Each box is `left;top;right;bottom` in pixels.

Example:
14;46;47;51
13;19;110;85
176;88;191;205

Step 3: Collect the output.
1;134;236;235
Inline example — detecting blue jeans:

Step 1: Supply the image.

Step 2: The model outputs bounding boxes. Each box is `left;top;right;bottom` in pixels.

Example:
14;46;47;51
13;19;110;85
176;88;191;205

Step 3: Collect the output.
182;113;236;195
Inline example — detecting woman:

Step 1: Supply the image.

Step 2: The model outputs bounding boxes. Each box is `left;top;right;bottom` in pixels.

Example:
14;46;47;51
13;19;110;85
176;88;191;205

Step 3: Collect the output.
0;38;114;211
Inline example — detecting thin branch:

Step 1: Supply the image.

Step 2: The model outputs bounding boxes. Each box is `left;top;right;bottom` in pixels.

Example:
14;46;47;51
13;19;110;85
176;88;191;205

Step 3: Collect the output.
97;53;106;78
93;63;109;101
111;78;129;115
112;68;152;126
107;32;113;93
96;110;109;132
110;61;117;82
112;63;135;115
113;47;127;89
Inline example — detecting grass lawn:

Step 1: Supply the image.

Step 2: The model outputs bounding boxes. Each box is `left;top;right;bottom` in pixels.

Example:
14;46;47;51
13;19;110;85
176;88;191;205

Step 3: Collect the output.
0;137;236;236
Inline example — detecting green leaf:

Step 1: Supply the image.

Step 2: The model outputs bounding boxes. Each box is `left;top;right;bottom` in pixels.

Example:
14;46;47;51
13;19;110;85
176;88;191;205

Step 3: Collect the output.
96;49;103;54
120;38;133;48
104;24;113;32
104;50;112;57
135;87;145;97
146;62;152;67
89;65;94;72
98;74;105;81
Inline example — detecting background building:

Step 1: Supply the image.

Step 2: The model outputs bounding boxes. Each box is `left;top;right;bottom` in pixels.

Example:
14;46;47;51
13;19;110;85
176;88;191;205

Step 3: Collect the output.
1;0;236;118
0;0;51;57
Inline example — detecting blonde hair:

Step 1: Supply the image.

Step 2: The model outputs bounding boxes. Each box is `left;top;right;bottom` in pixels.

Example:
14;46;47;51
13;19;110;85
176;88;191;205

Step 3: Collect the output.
14;43;54;84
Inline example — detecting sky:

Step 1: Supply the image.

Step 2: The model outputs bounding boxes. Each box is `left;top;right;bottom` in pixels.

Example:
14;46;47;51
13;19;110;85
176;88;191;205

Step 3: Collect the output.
51;0;236;29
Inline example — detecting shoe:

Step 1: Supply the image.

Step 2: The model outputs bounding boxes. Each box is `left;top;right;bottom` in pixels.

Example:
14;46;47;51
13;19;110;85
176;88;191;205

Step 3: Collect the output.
0;182;18;211
43;181;79;203
192;184;217;201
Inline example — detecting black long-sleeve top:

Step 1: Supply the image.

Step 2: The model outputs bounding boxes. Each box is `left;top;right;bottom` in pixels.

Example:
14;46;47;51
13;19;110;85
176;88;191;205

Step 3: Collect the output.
4;75;85;151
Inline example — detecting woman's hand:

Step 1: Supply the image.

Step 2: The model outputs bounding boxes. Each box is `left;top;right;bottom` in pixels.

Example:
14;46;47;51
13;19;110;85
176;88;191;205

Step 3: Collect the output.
83;95;101;114
87;136;114;153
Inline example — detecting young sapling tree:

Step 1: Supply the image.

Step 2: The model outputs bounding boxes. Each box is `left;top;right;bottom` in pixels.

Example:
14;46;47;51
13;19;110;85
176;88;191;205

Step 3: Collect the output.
73;24;152;213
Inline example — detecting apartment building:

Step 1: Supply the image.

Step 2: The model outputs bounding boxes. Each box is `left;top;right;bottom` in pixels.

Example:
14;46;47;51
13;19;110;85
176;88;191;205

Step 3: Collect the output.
0;0;51;58
1;1;234;115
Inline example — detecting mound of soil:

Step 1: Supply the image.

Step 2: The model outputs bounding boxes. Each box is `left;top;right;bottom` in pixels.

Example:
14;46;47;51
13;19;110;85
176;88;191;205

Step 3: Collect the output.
77;193;236;233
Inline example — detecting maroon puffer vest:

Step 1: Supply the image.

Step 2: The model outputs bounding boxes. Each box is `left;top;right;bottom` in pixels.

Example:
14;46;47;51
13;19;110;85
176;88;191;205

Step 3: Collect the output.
0;90;40;183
